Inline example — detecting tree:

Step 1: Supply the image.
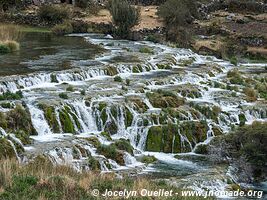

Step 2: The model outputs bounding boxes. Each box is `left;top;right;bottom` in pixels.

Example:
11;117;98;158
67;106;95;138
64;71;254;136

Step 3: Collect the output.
109;0;140;38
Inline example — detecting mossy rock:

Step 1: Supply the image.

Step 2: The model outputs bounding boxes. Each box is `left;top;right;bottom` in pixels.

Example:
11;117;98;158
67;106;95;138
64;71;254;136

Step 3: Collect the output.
140;155;157;164
14;130;32;145
105;66;118;76
147;90;185;108
194;144;208;154
0;138;16;159
85;137;101;148
104;119;118;135
96;145;125;165
38;104;60;133
125;107;133;127
88;157;101;170
100;109;108;125
111;139;134;155
59;107;75;133
100;132;112;141
146;124;182;153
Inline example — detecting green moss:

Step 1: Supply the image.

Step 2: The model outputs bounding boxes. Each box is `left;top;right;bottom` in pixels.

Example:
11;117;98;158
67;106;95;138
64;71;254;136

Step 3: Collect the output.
59;107;75;133
100;109;108;124
238;113;247;126
1;102;13;109
0;44;10;54
50;74;58;83
111;139;133;155
146;90;185;108
59;93;68;99
146;126;163;152
100;132;112;141
104;120;118;135
125;108;133;127
140;155;157;164
14;130;32;145
0;91;23;100
156;63;172;70
194;144;208;154
66;85;74;92
96;145;125;165
139;47;154;54
85;137;101;148
105;66;118;76
98;102;107;112
0;138;16;159
227;69;244;85
88;157;101;170
65;106;81;131
6;105;35;135
38;104;60;133
114;76;122;82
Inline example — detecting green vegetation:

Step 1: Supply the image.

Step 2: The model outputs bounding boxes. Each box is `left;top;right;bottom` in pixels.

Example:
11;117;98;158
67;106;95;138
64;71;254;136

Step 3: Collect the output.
100;131;112;141
50;74;58;83
1;105;35;135
194;144;208;154
59;107;75;133
0;158;213;200
52;22;73;36
111;139;133;155
66;85;74;92
140;155;157;164
38;104;60;133
208;122;267;182
59;93;68;99
38;5;70;25
139;46;154;54
244;87;257;102
0;91;23;100
109;0;140;38
0;138;16;159
230;56;238;66
227;69;244;85
96;144;125;165
114;75;122;82
0;44;10;54
85;137;101;148
146;90;185;108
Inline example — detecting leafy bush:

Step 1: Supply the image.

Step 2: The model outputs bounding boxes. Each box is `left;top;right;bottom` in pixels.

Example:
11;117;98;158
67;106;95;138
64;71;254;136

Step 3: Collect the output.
0;91;23;100
114;75;122;82
109;0;140;38
139;46;154;54
38;5;70;24
52;22;73;36
157;0;198;27
0;44;10;54
59;93;68;99
209;122;267;182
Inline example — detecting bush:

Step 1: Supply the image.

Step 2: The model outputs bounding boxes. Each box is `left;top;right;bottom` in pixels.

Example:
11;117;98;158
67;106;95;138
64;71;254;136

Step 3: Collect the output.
109;0;140;38
59;93;68;99
244;87;257;102
52;22;73;36
114;76;122;82
66;85;74;92
111;139;133;155
0;91;23;100
139;47;154;54
158;0;198;27
0;44;10;54
38;5;70;24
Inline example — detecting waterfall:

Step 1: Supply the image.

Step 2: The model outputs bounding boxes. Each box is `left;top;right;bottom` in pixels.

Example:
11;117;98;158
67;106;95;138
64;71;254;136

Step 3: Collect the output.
28;104;53;135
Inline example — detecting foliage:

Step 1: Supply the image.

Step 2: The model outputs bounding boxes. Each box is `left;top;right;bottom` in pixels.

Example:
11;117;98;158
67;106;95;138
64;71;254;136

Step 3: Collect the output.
139;46;154;54
52;22;73;36
38;5;70;25
109;0;140;38
111;139;133;155
157;0;198;27
96;144;124;165
140;155;157;164
59;93;68;99
209;122;267;182
0;44;10;54
0;91;23;100
0;25;22;42
114;75;122;82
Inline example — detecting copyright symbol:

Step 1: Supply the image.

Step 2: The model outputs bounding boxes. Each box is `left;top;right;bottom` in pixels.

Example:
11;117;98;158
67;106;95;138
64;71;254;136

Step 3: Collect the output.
92;189;100;196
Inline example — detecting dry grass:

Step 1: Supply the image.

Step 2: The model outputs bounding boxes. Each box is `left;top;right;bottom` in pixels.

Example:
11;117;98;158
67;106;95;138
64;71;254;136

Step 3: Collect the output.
0;24;22;42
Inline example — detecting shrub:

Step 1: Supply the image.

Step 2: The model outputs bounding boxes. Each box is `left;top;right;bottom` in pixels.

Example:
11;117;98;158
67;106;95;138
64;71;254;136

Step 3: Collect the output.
114;75;122;82
109;0;140;38
157;0;198;27
0;44;10;54
4;40;19;52
59;93;68;99
0;91;23;100
244;87;257;102
139;47;154;54
66;85;74;92
141;155;157;164
38;5;70;24
52;22;73;36
111;139;133;155
0;24;22;42
230;56;238;66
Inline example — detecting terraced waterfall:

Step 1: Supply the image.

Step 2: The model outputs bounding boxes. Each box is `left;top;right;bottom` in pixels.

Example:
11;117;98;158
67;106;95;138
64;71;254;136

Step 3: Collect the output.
0;33;266;192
